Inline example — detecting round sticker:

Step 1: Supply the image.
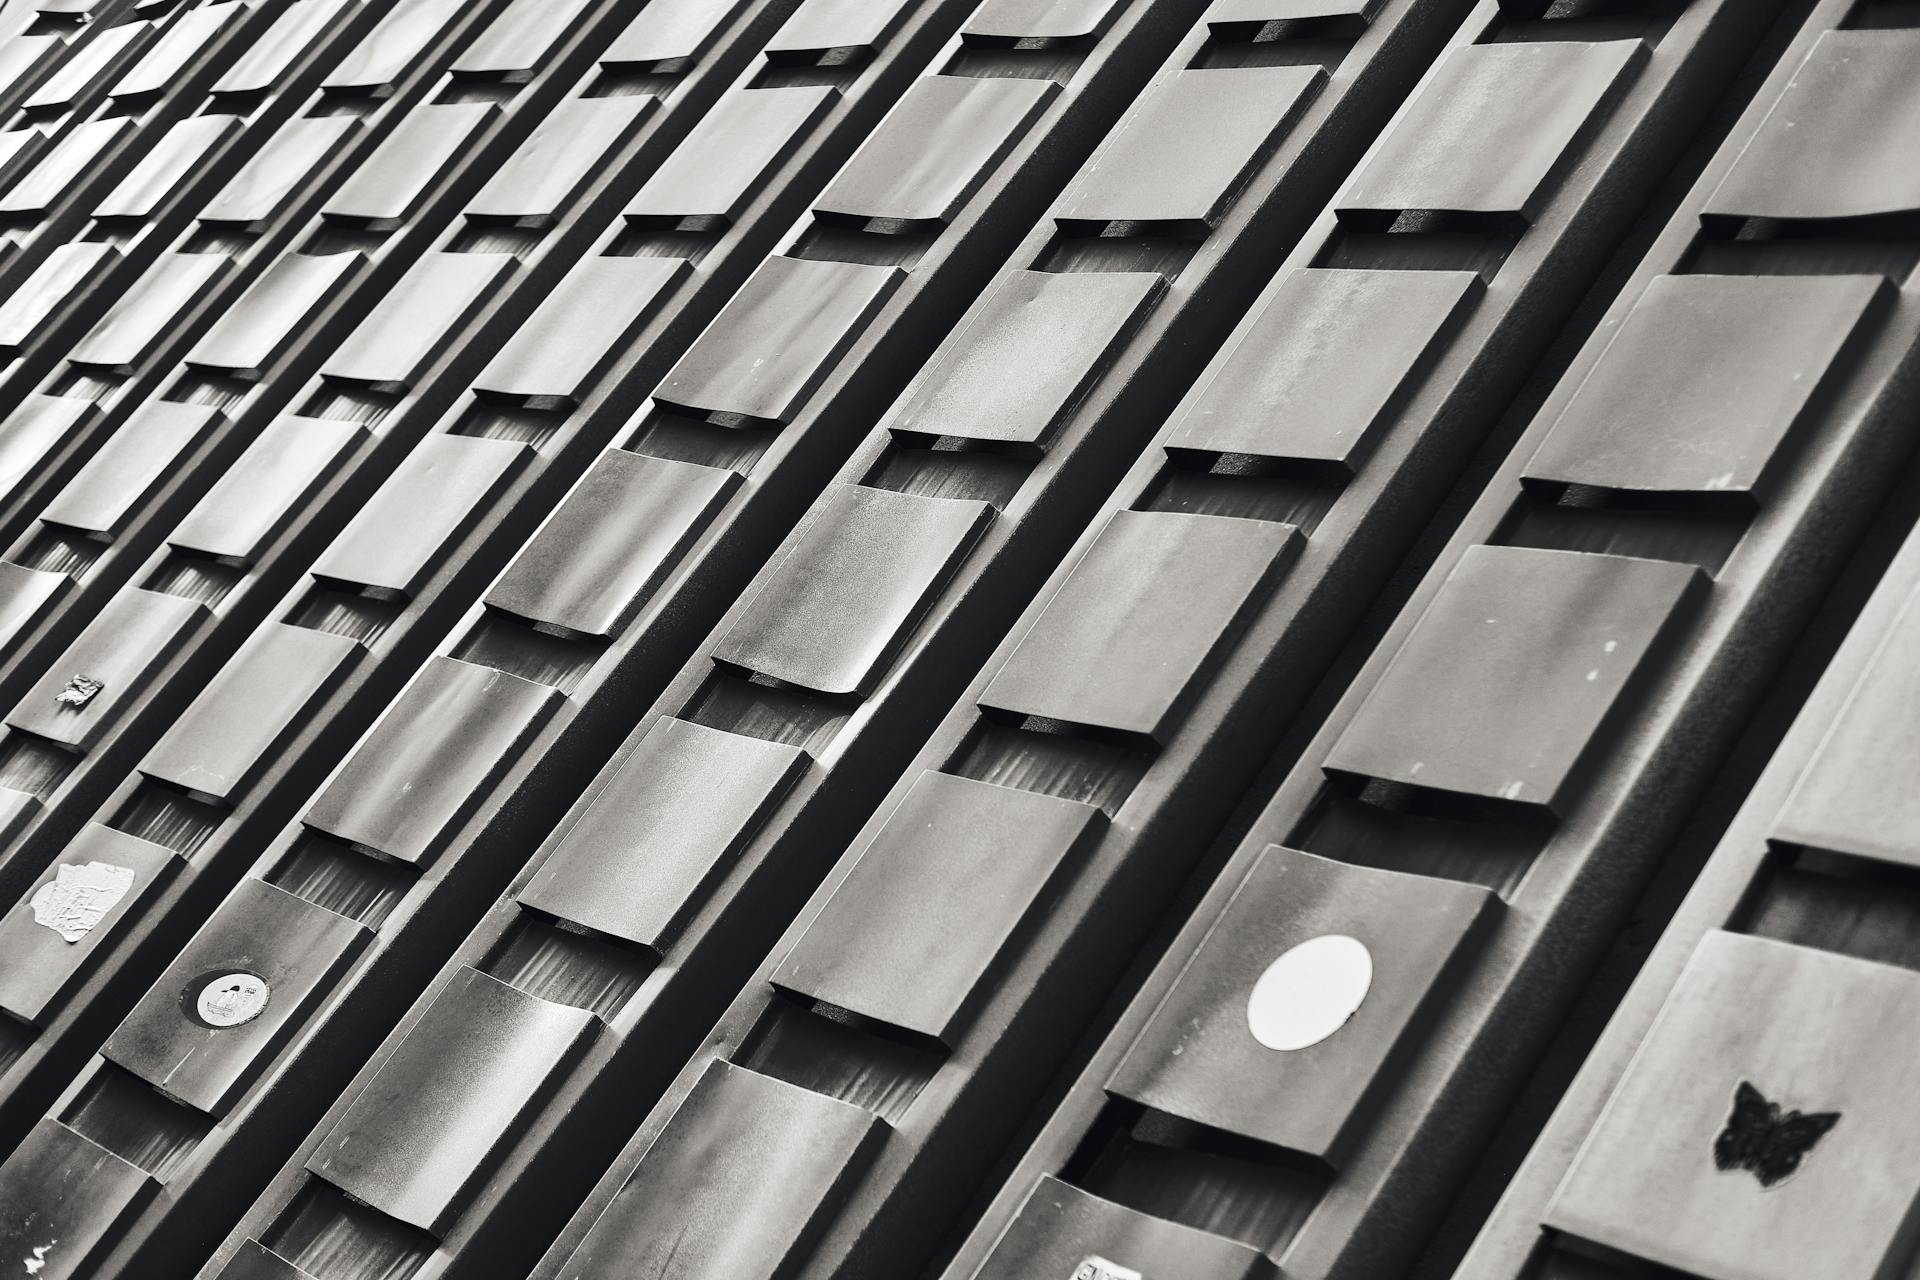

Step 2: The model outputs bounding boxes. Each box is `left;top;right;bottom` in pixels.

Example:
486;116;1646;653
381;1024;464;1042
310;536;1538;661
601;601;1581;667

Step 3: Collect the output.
1246;934;1372;1051
189;971;270;1028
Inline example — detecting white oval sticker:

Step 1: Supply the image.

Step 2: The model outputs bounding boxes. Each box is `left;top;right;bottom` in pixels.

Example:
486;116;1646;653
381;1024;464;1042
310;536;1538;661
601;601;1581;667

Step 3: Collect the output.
194;972;270;1028
1246;934;1372;1051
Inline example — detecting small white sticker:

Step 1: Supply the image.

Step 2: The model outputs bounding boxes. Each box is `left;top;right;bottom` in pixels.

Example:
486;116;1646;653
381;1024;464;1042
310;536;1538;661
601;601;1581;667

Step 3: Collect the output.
195;972;270;1028
28;862;136;943
1071;1259;1141;1280
1247;933;1373;1051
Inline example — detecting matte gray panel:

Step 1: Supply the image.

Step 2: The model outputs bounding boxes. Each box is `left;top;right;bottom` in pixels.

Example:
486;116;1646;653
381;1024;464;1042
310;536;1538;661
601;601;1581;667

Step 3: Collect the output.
0;119;135;215
6;589;208;750
712;484;992;694
773;771;1103;1041
40;400;222;537
69;254;230;371
324;0;466;90
307;967;598;1233
889;270;1161;446
302;658;563;864
1324;545;1704;812
0;565;69;652
487;449;738;637
972;1177;1274;1280
0;397;94;497
323;252;515;388
981;510;1299;739
451;0;594;75
600;0;739;66
94;116;241;220
765;0;912;54
463;97;654;225
0;1120;156;1280
139;624;363;802
199;115;359;228
322;102;498;225
185;253;363;376
170;416;364;562
518;717;806;948
110;6;234;98
473;256;687;402
623;86;837;224
1169;267;1478;466
964;0;1125;40
211;1241;314;1280
213;0;352;95
1206;0;1379;18
1341;40;1642;218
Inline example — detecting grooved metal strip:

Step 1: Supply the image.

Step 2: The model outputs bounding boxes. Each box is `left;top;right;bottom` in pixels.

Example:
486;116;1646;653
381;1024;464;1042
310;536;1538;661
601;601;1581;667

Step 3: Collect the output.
924;5;1920;1279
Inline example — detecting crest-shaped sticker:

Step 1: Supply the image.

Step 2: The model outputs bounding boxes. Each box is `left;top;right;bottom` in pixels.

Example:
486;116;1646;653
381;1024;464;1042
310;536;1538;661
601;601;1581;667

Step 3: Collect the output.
28;861;136;942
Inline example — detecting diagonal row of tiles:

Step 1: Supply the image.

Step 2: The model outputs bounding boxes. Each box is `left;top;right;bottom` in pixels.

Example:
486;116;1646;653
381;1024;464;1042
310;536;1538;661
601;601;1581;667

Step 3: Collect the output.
3;0;1919;1278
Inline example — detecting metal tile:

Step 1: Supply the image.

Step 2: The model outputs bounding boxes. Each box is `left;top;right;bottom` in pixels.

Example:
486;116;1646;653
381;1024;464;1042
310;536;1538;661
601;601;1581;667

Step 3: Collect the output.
0;243;119;354
24;19;149;110
1323;544;1704;812
560;1061;883;1279
198;115;359;229
213;0;353;96
94;116;244;221
169;416;363;563
599;0;740;68
1526;274;1886;499
981;510;1299;740
654;255;902;424
0;119;136;216
1341;40;1643;219
772;771;1103;1042
323;0;466;92
110;6;238;99
311;434;529;596
1206;0;1380;18
964;0;1126;41
322;101;498;226
6;589;209;751
622;85;837;225
972;1177;1274;1280
471;256;688;403
451;0;594;76
889;270;1162;446
712;484;993;695
185;253;363;377
209;1241;314;1280
0;1120;157;1280
39;400;221;538
103;880;371;1115
1168;267;1478;467
0;396;94;497
139;623;363;802
306;966;599;1233
322;252;515;389
486;449;738;638
1109;847;1491;1161
517;717;806;949
1054;66;1322;226
815;75;1058;224
462;96;654;226
0;825;177;1026
68;254;230;372
1703;31;1920;223
765;0;913;56
1546;932;1920;1280
0;565;70;651
302;657;563;864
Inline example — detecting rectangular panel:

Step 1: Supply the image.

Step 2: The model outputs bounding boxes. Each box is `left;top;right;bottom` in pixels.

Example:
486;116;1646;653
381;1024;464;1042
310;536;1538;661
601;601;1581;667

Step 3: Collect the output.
623;86;836;224
981;510;1298;740
68;254;229;371
302;657;563;864
94;115;243;220
486;449;738;638
139;624;363;802
23;19;147;109
518;717;806;948
890;270;1161;447
560;1061;883;1280
1525;273;1886;499
773;771;1103;1041
462;97;654;226
965;0;1126;40
1546;932;1920;1280
765;0;911;55
211;1241;314;1280
0;826;178;1026
322;101;497;225
213;0;352;95
0;128;48;202
1771;584;1920;869
322;252;515;389
1168;268;1477;467
1110;847;1491;1161
0;118;135;216
1340;41;1642;219
198;115;359;228
653;255;902;424
0;396;95;499
471;256;687;402
323;0;466;91
1207;0;1379;18
815;75;1057;224
1323;545;1703;812
6;590;209;750
170;416;363;563
600;0;738;67
306;966;599;1233
311;434;529;596
0;1121;156;1280
0;565;70;651
1053;67;1321;227
40;401;222;537
451;0;594;76
186;252;362;377
103;880;371;1115
0;243;119;354
1703;31;1920;223
712;484;992;694
110;5;236;98
972;1177;1274;1280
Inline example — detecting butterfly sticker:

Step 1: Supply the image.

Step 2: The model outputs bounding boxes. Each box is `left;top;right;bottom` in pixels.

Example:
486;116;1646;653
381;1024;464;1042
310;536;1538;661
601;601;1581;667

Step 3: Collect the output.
1711;1080;1840;1188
